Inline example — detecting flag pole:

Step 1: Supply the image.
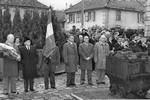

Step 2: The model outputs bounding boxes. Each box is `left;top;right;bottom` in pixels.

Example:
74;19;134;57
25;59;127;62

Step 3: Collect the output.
81;0;85;29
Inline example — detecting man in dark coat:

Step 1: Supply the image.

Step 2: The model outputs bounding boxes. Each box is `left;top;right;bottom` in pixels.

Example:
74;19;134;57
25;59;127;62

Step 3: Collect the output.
79;36;94;85
70;25;77;35
63;35;79;87
80;28;89;37
42;46;60;90
19;37;38;92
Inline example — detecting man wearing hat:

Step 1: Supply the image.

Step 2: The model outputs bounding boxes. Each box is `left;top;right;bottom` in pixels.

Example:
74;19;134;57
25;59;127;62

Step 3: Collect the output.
19;37;38;92
94;35;110;84
70;25;77;35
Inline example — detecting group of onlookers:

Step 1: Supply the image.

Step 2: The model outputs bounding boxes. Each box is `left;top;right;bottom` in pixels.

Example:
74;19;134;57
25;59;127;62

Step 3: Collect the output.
63;25;150;87
1;25;150;96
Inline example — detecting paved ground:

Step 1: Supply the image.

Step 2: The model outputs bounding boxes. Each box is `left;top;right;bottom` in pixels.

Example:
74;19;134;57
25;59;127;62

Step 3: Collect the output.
0;70;121;100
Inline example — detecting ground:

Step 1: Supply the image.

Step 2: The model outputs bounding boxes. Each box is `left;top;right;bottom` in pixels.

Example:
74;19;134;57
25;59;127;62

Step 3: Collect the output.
0;70;125;100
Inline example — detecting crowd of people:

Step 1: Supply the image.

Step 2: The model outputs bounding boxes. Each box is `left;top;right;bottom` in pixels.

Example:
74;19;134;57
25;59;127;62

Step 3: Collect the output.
1;25;150;96
63;25;150;87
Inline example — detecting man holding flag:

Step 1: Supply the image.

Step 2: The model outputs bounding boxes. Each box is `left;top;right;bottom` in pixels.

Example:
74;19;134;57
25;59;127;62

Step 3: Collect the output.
42;10;60;90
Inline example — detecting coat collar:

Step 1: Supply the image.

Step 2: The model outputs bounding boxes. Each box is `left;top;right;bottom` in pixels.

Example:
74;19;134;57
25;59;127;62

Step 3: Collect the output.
99;41;108;46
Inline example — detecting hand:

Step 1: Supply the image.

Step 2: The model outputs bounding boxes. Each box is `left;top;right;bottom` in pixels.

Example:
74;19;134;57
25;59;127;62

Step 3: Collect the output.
17;56;21;61
86;57;90;60
142;43;147;47
110;50;114;54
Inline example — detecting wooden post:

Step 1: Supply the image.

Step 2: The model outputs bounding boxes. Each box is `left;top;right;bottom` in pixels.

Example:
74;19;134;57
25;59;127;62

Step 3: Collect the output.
81;0;85;29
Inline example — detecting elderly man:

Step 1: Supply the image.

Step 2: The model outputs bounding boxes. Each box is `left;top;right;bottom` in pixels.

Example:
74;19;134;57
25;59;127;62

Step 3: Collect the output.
63;35;79;87
3;34;20;95
79;36;94;85
94;35;110;84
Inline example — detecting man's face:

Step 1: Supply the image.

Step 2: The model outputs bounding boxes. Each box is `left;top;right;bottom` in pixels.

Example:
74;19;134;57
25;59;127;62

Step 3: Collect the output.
79;35;83;41
7;34;14;43
73;26;76;30
15;38;20;43
100;37;106;43
118;38;122;44
24;40;31;46
84;36;89;43
69;36;74;43
82;30;85;34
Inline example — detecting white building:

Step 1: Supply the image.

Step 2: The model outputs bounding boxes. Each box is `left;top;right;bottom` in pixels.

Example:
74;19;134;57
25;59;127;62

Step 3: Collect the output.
65;0;144;31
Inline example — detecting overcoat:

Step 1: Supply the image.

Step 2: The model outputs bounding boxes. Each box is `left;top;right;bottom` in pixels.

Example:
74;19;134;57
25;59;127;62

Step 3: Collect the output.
94;41;110;69
19;46;38;79
42;46;60;73
3;43;19;77
79;42;93;70
63;42;78;72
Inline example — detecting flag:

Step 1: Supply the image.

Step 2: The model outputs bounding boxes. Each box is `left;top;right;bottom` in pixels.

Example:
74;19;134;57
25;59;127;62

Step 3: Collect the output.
43;10;56;58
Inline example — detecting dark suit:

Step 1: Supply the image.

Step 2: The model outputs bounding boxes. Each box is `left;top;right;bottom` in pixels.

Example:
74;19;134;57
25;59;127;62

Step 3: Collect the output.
19;45;38;91
63;42;78;87
42;46;60;89
107;41;113;50
79;43;93;84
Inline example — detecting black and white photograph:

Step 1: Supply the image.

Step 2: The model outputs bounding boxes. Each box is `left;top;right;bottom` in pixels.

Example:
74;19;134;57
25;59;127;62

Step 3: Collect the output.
0;0;150;99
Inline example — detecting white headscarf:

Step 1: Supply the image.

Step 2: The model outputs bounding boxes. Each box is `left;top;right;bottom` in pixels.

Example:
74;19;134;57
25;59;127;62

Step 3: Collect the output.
99;35;107;43
100;35;106;40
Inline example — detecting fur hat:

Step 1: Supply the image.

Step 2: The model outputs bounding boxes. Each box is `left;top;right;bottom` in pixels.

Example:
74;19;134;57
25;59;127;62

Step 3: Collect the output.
24;36;31;43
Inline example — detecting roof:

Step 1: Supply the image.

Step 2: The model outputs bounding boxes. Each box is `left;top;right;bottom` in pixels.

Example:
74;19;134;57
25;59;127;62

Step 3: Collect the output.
0;0;49;10
65;0;144;13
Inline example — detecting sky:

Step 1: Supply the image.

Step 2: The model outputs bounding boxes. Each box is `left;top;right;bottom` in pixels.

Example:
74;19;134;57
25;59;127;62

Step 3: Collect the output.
38;0;81;10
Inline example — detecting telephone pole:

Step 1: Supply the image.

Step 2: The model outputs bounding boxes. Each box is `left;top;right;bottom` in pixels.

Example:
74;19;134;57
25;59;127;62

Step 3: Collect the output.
81;0;85;29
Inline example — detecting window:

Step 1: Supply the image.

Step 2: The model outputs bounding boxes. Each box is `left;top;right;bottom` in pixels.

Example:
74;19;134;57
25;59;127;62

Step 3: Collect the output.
66;14;69;23
137;13;144;23
85;12;88;22
92;11;96;21
116;10;121;21
69;13;75;23
88;12;92;21
85;11;95;22
76;13;81;23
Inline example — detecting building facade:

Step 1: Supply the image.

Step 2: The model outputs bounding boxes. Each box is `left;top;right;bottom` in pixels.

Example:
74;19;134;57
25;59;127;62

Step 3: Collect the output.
0;0;49;21
65;0;144;31
144;0;150;36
